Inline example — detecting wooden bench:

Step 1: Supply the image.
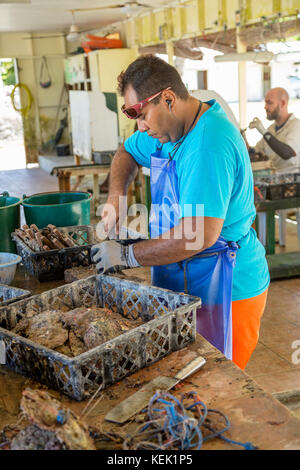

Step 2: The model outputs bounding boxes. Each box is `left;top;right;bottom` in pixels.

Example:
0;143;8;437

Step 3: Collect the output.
51;163;110;212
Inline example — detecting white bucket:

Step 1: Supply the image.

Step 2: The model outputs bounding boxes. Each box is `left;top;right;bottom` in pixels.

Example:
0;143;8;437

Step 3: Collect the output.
0;252;21;285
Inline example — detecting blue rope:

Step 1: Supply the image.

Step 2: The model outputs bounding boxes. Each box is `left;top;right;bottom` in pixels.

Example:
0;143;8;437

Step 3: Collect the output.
56;410;67;425
148;392;203;450
129;390;256;451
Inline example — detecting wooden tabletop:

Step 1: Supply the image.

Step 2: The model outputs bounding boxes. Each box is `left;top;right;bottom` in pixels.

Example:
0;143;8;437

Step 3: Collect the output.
256;197;300;212
1;266;300;450
48;332;300;450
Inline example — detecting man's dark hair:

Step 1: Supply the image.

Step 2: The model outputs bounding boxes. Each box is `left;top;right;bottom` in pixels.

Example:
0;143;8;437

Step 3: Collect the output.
117;54;189;102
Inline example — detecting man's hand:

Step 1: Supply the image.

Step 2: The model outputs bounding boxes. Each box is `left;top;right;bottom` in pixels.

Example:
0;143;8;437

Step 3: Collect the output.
91;240;140;274
249;117;267;136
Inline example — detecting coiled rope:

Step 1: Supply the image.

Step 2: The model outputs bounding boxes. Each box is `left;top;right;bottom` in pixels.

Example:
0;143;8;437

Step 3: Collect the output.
10;83;33;117
123;390;257;451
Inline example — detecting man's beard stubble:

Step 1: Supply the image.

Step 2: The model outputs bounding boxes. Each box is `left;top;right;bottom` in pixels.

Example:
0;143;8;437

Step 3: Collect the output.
267;105;280;121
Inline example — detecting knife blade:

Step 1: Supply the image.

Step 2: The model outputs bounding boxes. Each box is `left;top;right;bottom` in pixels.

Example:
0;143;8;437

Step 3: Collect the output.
105;355;206;424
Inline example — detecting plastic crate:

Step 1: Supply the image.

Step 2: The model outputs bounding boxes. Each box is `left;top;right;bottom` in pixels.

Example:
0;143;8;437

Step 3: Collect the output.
254;173;300;200
12;224;96;282
12;224;145;282
56;144;70;157
254;183;268;202
0;275;200;400
0;284;30;307
92;151;114;165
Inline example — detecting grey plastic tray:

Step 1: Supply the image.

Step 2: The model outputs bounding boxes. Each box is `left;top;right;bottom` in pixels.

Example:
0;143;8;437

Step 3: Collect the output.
92;151;114;165
0;284;31;307
0;274;200;401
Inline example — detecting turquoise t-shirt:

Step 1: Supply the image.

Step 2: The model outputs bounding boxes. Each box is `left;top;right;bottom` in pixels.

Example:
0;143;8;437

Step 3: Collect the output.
125;100;270;301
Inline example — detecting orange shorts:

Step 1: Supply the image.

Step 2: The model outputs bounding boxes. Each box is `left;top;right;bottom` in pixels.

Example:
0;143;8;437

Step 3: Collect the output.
232;289;268;370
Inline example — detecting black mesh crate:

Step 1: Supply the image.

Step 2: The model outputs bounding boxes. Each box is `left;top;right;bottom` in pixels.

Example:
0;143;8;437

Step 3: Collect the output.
11;225;97;282
12;225;145;282
254;183;268;202
0;275;200;400
254;173;300;200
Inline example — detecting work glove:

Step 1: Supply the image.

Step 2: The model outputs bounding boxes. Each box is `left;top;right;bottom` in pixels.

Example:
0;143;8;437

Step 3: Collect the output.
91;240;141;274
248;117;267;136
96;220;118;241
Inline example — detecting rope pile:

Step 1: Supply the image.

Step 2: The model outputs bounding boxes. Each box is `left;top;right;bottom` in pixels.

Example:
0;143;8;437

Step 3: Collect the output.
123;391;257;451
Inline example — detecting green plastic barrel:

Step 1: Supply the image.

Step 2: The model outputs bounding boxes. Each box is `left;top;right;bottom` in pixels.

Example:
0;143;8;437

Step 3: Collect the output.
0;192;21;253
22;191;92;229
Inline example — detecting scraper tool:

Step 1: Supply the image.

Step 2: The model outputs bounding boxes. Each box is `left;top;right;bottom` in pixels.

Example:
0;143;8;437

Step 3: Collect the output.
105;355;206;424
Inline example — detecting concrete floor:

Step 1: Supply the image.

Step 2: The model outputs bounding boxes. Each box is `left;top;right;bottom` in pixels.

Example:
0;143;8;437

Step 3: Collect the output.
0;139;26;171
1;167;58;198
1;166;300;418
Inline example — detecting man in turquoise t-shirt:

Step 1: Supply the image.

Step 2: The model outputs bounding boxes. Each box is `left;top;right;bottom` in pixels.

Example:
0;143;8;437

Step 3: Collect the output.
92;55;270;369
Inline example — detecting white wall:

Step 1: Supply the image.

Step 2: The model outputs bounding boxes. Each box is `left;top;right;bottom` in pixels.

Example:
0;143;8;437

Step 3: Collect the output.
0;32;72;163
246;62;263;101
180;49;263;103
271;61;300;98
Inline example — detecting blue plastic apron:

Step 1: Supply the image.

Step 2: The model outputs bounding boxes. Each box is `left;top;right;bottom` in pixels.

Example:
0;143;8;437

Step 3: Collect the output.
149;149;238;359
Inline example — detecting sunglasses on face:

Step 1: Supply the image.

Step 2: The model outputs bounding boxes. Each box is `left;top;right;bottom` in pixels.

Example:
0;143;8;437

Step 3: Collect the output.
121;87;171;119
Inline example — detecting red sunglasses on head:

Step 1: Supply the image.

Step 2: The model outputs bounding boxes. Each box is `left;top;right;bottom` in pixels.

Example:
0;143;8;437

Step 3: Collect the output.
121;86;171;119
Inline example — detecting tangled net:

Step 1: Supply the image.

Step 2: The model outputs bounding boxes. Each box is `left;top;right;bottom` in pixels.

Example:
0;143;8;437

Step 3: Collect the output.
123;391;257;451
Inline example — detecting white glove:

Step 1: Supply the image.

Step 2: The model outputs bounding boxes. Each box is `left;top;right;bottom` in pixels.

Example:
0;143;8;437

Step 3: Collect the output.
248;117;267;136
96;221;118;241
91;240;140;274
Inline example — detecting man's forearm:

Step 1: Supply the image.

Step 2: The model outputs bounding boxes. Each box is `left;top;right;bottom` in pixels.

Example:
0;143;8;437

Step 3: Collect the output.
109;144;139;195
263;132;296;160
133;217;223;266
133;237;190;266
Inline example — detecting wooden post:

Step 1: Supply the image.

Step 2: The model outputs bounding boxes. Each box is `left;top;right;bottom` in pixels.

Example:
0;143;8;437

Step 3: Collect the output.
166;41;175;66
58;171;71;191
74;154;81;165
236;26;247;129
266;210;276;255
72;175;85;191
74;154;81;190
93;174;100;214
58;171;65;191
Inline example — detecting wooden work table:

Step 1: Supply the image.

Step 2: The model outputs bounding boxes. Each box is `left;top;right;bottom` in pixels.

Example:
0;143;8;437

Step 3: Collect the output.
256;197;300;255
255;197;300;280
1;266;300;450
